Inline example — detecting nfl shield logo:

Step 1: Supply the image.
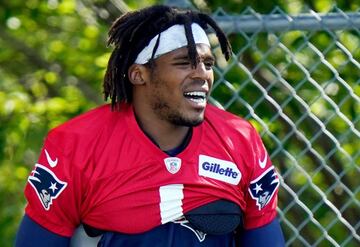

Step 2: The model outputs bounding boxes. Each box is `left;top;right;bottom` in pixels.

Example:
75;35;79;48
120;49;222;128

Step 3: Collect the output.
164;157;182;174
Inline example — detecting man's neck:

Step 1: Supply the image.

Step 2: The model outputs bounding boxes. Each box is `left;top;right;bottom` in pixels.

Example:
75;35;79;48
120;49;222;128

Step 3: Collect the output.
133;109;191;151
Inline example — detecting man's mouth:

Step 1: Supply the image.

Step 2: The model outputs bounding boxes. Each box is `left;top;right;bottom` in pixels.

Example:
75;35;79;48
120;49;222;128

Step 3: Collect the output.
183;91;207;104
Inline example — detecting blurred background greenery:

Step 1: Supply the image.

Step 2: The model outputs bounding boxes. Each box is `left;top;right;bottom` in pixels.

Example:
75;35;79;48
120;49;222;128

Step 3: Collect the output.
0;0;359;246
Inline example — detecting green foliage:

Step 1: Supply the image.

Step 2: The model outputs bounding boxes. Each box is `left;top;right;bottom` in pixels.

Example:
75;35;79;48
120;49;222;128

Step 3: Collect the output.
0;0;102;244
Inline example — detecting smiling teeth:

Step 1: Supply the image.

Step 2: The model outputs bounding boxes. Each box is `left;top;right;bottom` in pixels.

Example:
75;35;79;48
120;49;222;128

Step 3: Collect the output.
184;91;207;104
189;98;205;103
184;92;206;98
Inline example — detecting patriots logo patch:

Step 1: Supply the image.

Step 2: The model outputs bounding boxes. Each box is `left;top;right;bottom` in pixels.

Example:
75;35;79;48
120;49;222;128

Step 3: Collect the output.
28;164;67;210
248;166;279;210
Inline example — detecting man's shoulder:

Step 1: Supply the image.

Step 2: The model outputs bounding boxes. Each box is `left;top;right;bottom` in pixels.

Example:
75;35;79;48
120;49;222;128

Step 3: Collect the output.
51;104;128;134
50;104;110;133
204;104;257;145
205;104;252;129
43;103;131;160
46;103;130;146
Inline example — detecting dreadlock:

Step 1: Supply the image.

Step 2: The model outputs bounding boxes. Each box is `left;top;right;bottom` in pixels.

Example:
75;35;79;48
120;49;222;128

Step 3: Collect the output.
103;5;232;109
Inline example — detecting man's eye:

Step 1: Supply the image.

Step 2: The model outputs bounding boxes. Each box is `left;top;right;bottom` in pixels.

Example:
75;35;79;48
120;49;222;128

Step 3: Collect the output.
205;61;215;68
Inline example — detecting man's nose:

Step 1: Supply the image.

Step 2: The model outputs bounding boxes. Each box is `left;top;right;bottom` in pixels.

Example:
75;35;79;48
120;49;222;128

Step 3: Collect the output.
191;62;211;80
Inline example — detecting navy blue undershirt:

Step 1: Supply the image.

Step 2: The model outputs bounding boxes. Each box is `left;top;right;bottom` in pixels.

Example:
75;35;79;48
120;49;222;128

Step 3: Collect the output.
15;214;285;246
147;126;193;156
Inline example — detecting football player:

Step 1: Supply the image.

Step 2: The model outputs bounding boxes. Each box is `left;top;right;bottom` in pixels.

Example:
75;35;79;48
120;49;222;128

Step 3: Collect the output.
16;5;285;247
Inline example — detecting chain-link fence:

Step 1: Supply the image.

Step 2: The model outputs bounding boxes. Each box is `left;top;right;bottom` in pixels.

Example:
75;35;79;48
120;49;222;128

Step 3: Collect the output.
161;0;360;245
203;5;359;247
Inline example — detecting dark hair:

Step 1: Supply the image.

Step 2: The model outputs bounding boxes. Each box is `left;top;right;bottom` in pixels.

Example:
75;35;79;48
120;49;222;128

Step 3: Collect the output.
103;5;232;108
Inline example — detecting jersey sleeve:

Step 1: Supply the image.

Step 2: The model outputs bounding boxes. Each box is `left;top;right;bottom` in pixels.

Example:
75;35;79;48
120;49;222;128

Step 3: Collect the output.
242;125;280;230
24;129;86;237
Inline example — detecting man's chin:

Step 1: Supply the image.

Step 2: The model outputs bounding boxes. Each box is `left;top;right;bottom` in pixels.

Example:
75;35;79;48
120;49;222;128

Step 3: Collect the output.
169;115;204;127
181;116;205;127
183;119;204;127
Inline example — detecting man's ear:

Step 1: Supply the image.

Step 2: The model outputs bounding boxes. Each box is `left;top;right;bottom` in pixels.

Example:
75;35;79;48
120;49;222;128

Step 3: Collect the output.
128;64;149;85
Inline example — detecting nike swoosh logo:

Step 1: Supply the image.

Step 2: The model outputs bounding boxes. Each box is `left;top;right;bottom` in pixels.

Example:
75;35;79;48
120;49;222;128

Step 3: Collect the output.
259;153;267;169
45;149;58;168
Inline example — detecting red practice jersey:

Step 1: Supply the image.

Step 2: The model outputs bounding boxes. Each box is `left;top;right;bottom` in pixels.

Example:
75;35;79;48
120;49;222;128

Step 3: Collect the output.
24;103;279;237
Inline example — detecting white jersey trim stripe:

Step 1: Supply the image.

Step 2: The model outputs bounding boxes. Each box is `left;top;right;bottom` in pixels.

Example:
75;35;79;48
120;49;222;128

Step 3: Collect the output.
159;184;184;224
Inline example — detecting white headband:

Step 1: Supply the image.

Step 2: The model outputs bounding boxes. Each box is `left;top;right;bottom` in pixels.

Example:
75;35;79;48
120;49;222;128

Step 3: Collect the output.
134;23;210;64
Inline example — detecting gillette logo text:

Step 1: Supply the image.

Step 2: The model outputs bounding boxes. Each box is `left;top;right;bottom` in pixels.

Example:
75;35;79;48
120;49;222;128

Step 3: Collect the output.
199;155;241;185
202;162;238;178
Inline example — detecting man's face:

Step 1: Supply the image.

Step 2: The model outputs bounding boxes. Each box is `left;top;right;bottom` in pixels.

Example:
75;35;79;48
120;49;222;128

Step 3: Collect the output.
146;44;215;127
